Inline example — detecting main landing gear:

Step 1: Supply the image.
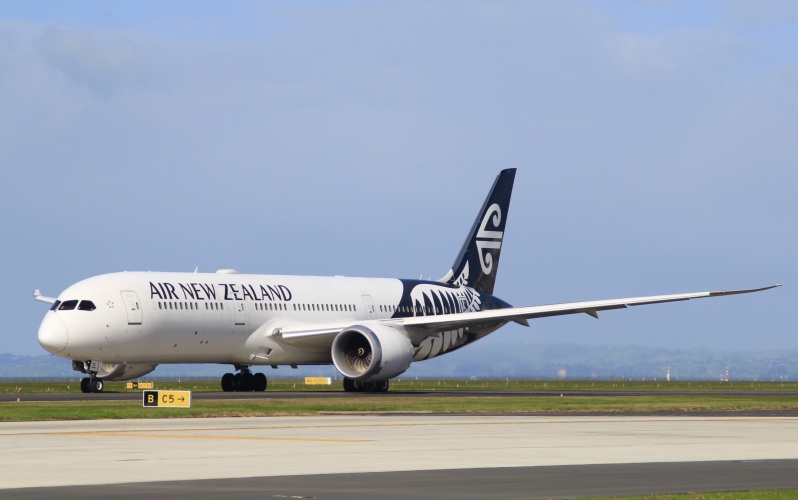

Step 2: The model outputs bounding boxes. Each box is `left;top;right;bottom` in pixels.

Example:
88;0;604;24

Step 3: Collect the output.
221;365;267;392
343;378;389;393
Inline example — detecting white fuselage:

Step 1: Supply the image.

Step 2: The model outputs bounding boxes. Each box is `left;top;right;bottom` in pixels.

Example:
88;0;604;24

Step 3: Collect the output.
38;271;485;367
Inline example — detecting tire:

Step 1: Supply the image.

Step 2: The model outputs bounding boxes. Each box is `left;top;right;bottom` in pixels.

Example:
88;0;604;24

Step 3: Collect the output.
239;372;254;392
221;373;234;392
80;377;90;393
252;373;267;392
91;379;103;393
377;380;389;393
343;377;356;392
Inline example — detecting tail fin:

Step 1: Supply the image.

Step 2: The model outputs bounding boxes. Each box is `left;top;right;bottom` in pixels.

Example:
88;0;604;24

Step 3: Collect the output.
440;168;516;294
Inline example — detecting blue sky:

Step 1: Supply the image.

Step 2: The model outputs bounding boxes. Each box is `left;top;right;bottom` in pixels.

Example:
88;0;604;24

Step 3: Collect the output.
1;1;795;358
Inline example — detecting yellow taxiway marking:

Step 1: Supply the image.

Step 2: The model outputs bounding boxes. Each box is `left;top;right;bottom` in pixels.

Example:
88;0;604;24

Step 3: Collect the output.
54;432;366;443
133;417;795;434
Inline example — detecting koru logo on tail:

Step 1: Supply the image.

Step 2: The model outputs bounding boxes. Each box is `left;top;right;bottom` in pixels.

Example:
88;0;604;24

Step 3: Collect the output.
475;203;503;275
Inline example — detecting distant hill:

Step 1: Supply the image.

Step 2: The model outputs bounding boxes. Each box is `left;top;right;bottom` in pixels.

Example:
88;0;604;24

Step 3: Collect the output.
3;344;797;381
403;343;798;381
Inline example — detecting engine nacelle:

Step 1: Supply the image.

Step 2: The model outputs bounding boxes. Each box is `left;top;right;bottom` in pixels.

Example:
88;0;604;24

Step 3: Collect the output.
73;360;158;381
331;324;413;382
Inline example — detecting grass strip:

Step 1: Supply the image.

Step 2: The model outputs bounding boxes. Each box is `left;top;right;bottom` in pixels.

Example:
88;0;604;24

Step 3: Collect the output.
586;490;798;499
2;394;798;421
4;379;798;394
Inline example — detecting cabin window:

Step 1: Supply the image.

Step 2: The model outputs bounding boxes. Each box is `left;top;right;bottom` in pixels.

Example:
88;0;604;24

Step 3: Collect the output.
58;300;78;311
50;300;61;311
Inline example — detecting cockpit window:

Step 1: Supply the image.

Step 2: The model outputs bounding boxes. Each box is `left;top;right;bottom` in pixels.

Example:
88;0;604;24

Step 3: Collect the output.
78;300;96;311
50;300;61;311
58;300;79;311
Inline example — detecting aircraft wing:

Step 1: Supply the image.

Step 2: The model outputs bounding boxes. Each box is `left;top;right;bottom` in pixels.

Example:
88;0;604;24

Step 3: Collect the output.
33;290;57;304
272;285;780;344
388;285;781;332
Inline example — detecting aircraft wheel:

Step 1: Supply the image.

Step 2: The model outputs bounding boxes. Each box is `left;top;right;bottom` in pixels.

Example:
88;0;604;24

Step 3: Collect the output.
252;373;267;392
90;378;104;393
376;380;389;393
239;372;254;392
362;381;378;393
232;373;242;391
80;377;91;393
343;377;356;392
221;373;234;392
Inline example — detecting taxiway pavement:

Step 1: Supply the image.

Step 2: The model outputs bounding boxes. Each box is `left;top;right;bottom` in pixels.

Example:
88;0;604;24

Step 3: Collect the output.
1;414;797;497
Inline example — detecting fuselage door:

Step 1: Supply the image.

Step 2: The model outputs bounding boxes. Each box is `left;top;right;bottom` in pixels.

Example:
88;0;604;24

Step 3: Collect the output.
361;295;375;320
234;302;246;325
120;291;143;325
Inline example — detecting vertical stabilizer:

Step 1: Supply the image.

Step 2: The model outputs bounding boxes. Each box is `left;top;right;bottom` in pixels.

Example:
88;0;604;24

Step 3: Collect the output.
440;168;516;294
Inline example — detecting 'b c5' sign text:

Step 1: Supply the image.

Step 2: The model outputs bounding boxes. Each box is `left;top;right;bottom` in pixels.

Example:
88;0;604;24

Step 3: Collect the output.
143;390;191;408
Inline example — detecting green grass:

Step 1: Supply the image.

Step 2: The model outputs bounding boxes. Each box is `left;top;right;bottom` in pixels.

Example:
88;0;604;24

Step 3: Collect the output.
2;379;797;421
4;379;798;394
2;394;798;421
589;491;798;499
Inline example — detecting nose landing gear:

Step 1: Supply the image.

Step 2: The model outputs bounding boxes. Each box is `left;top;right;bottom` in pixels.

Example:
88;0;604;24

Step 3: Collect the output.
221;365;267;392
79;376;103;393
75;360;104;393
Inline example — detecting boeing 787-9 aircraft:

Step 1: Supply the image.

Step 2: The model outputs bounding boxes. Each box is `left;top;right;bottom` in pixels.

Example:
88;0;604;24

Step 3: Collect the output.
35;169;778;393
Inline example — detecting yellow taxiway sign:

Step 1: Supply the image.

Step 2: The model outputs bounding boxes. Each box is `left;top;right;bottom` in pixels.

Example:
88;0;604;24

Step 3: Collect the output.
143;390;191;408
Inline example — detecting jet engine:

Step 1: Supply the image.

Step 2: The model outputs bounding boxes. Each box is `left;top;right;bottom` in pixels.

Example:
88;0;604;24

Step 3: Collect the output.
73;360;158;381
331;324;413;382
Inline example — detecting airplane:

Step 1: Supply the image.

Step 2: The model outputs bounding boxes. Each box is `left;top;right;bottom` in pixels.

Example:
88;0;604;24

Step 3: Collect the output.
34;169;779;393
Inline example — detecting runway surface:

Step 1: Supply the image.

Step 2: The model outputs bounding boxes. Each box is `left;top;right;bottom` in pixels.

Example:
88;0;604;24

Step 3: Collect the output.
2;415;797;497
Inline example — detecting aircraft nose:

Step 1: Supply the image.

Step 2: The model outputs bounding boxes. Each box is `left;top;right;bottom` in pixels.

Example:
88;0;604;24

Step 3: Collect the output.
38;315;69;353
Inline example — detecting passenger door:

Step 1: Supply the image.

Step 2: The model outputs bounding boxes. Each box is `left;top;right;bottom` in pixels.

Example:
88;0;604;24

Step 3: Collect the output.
234;302;246;325
120;291;143;325
361;295;375;320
